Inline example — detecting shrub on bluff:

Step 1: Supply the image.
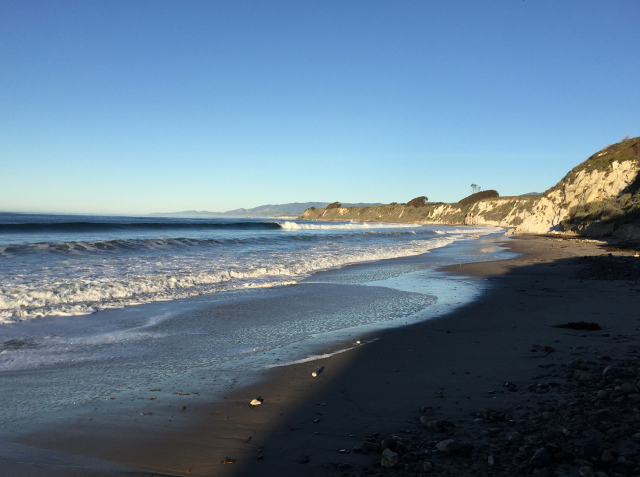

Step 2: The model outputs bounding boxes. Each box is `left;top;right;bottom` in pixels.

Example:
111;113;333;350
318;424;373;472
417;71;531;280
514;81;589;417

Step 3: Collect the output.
326;202;342;209
407;196;428;208
458;190;499;206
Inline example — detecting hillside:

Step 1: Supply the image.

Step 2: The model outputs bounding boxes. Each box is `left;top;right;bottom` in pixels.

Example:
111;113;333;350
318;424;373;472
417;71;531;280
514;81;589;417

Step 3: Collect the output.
301;136;640;240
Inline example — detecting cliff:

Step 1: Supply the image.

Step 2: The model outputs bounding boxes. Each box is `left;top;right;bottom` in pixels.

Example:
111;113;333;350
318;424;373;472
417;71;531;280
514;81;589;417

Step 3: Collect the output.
300;196;539;228
301;136;640;238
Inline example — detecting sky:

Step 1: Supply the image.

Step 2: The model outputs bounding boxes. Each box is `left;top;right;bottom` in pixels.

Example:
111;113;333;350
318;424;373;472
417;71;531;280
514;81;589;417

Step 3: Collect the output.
1;1;639;215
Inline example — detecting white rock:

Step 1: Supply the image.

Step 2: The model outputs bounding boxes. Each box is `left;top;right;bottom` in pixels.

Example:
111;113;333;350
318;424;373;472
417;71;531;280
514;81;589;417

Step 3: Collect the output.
579;466;596;477
250;399;262;406
436;439;461;455
381;448;398;468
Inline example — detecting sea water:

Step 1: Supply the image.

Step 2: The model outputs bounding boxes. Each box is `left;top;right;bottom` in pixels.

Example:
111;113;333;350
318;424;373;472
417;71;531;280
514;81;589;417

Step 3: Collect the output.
0;213;511;428
0;213;496;324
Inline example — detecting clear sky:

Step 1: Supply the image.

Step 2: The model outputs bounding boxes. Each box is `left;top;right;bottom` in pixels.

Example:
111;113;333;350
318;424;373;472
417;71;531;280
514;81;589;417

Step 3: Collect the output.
1;1;639;215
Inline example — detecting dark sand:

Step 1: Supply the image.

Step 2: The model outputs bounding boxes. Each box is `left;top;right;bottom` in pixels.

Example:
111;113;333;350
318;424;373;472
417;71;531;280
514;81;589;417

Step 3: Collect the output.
5;234;640;476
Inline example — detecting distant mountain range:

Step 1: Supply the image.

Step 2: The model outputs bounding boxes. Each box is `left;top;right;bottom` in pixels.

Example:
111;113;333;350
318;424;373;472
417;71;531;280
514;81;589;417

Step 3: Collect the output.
149;202;383;218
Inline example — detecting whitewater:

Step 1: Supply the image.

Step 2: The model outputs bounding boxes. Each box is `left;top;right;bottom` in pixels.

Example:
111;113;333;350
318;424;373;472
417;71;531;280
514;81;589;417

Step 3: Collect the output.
0;213;499;323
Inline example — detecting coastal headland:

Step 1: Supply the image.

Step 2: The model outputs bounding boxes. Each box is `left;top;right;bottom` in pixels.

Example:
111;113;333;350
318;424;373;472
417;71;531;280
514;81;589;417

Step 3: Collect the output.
301;136;640;241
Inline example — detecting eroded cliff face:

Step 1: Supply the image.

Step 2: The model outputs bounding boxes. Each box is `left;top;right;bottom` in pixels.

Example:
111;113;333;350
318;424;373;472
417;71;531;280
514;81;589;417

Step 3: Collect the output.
300;196;539;228
302;137;640;236
514;160;639;234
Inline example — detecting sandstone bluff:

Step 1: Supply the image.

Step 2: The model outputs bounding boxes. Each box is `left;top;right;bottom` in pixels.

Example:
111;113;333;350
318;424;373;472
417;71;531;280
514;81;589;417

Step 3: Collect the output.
300;136;640;240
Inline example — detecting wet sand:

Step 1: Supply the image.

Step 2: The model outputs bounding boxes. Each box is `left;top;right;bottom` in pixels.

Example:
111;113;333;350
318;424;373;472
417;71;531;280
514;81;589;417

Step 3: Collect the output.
4;234;640;476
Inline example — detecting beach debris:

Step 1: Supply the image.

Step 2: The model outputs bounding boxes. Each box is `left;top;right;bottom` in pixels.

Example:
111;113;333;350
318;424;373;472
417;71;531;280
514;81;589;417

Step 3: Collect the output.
149;397;156;400
381;448;398;468
241;436;252;443
311;366;325;377
250;396;264;406
181;406;186;410
337;449;349;454
356;340;361;344
553;321;601;331
139;412;152;416
221;457;236;465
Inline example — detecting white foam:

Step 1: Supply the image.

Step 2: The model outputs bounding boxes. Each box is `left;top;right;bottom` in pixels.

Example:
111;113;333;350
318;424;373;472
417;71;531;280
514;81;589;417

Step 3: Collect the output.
0;225;503;323
279;221;420;230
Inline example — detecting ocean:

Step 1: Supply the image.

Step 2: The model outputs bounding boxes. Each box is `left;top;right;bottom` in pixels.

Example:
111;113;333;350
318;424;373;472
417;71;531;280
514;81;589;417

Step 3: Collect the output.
0;213;496;324
0;213;512;428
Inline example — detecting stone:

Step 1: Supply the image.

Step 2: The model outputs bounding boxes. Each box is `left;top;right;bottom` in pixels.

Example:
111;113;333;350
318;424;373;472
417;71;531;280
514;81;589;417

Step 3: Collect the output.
582;439;603;461
421;406;434;416
420;415;430;426
488;455;495;466
620;382;639;393
631;432;640;443
533;468;551;477
530;448;551;468
381;437;396;452
597;390;608;399
579;466;596;477
362;441;381;453
506;432;524;445
423;461;433;472
436;439;461;455
600;449;614;463
380;448;398;468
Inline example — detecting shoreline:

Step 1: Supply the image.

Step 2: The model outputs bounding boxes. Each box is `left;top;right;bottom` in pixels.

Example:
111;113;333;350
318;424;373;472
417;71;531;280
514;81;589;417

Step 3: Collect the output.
4;234;640;477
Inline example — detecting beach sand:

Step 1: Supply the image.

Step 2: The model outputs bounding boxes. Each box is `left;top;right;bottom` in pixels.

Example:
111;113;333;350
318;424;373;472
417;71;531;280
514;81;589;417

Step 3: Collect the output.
4;234;640;476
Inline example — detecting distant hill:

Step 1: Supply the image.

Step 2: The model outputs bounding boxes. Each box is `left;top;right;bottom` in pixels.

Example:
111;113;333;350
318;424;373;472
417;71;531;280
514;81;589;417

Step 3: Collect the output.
150;202;383;218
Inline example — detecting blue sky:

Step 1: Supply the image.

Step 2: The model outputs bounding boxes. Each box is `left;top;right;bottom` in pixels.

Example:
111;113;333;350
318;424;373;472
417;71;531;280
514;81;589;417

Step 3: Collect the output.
1;1;639;214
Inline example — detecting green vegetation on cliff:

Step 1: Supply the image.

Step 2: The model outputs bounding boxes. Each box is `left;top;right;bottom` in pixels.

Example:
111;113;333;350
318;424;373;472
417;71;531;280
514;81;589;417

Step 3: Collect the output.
547;136;640;195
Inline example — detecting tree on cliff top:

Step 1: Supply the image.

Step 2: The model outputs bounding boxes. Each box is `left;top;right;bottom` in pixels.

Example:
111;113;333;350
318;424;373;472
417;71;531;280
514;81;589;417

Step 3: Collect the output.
326;202;342;209
407;196;428;207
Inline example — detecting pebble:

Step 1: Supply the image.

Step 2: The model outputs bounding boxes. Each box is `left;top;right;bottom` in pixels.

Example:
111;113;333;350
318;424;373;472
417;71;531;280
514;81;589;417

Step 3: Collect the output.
582;439;603;461
600;449;613;463
435;439;461;455
423;461;433;472
380;448;398;468
362;441;381;453
620;382;639;393
530;448;551;468
579;466;596;477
